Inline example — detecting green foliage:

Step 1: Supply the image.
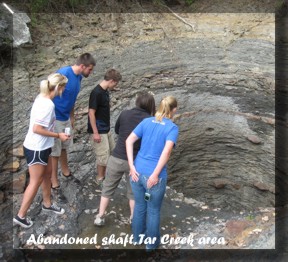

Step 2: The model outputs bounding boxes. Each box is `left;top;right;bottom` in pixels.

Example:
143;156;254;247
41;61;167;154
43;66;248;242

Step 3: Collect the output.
25;0;91;25
245;214;255;221
185;0;194;5
153;0;195;6
30;0;49;13
152;0;164;5
276;0;286;9
27;0;90;13
67;0;90;9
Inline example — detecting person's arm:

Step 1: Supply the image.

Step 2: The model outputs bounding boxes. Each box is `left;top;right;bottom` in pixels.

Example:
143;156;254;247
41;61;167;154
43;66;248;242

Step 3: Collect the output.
147;140;175;189
126;132;140;181
88;108;101;143
33;124;69;142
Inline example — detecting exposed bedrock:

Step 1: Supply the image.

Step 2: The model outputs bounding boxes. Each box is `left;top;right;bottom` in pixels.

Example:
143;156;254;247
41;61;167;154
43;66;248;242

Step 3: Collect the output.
104;38;275;210
7;13;275;213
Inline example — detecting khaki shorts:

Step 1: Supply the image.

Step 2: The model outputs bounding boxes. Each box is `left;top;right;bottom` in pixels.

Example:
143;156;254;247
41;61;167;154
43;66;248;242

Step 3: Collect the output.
90;132;115;166
51;120;73;157
101;155;134;200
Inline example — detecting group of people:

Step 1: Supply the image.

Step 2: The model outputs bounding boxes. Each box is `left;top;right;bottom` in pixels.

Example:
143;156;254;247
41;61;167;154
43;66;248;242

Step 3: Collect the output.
13;52;179;250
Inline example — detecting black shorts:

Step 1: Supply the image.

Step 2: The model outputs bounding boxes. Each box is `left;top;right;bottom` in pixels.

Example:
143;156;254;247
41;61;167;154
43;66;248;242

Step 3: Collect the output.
23;147;52;166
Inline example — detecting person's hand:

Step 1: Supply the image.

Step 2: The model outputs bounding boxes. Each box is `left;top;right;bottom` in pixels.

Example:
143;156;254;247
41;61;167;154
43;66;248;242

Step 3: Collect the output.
129;165;140;182
58;132;70;142
93;133;101;143
147;174;159;189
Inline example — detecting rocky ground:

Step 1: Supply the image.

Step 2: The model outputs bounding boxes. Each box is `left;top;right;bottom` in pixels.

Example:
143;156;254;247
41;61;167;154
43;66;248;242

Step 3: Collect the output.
1;0;288;261
11;175;276;249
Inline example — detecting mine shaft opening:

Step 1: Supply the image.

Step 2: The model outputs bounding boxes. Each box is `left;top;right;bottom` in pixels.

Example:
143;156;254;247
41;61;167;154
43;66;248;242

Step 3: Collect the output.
119;77;274;211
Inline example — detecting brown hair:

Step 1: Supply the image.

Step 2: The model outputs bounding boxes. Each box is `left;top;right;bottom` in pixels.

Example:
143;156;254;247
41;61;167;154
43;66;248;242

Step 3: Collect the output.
104;69;122;82
155;96;177;122
75;53;96;66
135;92;156;116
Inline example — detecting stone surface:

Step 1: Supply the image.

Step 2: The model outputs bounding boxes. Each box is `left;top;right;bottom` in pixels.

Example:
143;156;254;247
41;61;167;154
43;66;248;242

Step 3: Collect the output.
224;220;255;239
2;160;20;172
0;5;32;48
0;191;4;204
247;135;262;144
10;172;27;193
9;146;24;157
253;181;271;192
12;13;32;47
212;179;230;189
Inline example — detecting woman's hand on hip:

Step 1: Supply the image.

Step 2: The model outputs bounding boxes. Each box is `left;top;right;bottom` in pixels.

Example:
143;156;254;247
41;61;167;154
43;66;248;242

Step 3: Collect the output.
129;166;139;182
147;174;159;189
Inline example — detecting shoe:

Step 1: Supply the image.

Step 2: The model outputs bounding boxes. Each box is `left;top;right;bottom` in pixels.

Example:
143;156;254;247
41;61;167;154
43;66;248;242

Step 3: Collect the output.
42;203;65;215
62;172;81;185
62;172;73;178
13;215;33;228
94;214;105;226
51;185;61;190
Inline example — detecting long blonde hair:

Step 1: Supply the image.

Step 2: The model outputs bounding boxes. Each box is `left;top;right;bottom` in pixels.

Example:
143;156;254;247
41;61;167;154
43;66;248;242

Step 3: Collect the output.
40;73;68;96
155;96;177;122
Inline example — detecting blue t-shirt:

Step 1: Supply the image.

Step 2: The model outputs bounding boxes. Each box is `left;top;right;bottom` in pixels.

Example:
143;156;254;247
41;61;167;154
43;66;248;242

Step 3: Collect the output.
133;117;179;179
53;66;82;121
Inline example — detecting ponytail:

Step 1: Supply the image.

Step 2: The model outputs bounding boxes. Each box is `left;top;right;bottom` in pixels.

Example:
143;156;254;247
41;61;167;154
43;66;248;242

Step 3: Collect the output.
39;73;68;96
155;96;177;122
40;79;50;95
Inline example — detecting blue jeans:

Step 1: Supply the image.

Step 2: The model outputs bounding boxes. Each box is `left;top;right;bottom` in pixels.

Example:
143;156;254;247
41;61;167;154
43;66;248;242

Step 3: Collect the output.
130;174;167;249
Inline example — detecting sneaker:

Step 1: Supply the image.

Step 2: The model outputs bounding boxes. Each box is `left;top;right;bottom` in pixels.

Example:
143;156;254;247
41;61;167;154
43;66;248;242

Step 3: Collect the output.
13;215;33;228
42;203;65;215
94;214;105;226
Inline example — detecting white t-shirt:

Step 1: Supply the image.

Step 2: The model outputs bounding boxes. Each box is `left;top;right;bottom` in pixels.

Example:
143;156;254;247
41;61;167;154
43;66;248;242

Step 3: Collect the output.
23;95;56;151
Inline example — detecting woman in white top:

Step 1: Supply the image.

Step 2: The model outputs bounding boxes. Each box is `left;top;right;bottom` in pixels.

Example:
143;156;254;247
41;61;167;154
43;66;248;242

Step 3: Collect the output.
13;73;70;228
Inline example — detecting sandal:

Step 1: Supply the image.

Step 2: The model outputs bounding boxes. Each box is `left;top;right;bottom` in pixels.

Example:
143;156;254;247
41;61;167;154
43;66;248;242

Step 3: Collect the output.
62;172;72;178
62;172;81;185
51;185;61;190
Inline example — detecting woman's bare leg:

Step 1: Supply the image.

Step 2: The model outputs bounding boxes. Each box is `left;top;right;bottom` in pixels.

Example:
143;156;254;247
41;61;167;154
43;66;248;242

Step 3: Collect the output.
51;155;59;188
17;164;45;218
41;157;52;208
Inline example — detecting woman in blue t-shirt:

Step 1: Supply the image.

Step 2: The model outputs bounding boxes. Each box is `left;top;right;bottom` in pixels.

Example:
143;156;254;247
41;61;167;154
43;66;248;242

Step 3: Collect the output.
126;96;179;250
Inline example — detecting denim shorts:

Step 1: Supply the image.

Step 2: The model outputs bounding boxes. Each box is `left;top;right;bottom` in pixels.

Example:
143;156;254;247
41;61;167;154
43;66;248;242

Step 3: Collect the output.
24;146;51;166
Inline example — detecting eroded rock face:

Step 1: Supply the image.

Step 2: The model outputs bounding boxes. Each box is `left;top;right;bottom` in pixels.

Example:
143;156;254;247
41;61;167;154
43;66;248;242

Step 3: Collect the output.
0;5;32;48
12;12;32;47
8;12;275;211
0;6;280;258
